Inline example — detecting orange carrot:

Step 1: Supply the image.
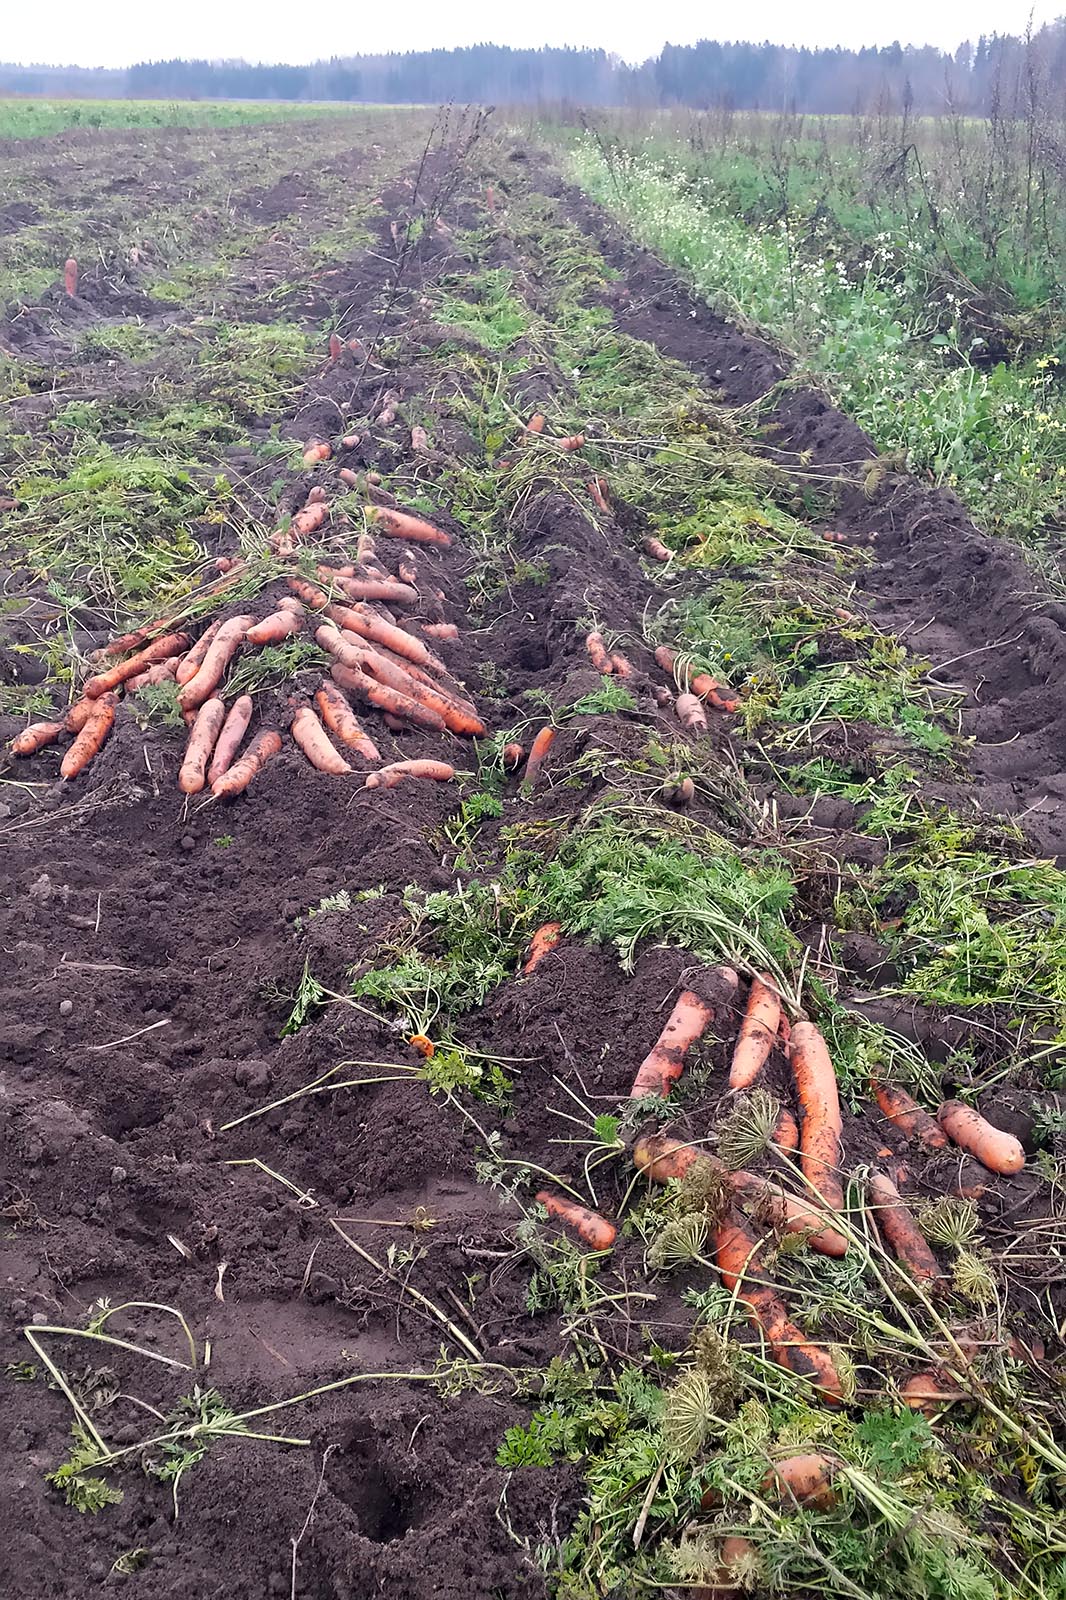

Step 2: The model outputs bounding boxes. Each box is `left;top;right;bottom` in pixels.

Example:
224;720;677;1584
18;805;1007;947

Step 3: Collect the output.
314;681;381;760
303;440;332;465
731;1170;848;1258
397;550;418;585
764;1454;837;1509
60;694;116;779
211;728;282;798
536;1191;616;1251
729;975;781;1090
634;1133;711;1183
178;698;226;795
867;1170;943;1287
585;631;613;674
588;478;609;513
789;1020;845;1215
610;651;634;678
292;706;352;775
630;989;717;1099
523;726;556;787
287;577;331;610
656;644;738;712
247;608;303;646
317;567;418;607
502;742;525;770
83;632;190;698
871;1079;948;1150
675;692;707;735
207;696;254;786
937;1101;1025;1174
64;257;78;296
365;759;456;789
331;602;442;671
98;616;180;658
64;697;96;733
329;662;446;733
559;434;585;451
421;622;459;640
367;505;451;548
822;530;847;543
714;1210;843;1403
642;536;671;562
323;627;483;737
772;1107;800;1153
341;432;361;448
523;923;563;974
526;413;546;434
179;616;255;712
328;332;343;360
902;1373;967;1415
9;721;65;756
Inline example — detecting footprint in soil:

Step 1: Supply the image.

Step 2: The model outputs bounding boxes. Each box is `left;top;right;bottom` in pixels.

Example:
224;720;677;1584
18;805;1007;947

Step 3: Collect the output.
326;1422;434;1543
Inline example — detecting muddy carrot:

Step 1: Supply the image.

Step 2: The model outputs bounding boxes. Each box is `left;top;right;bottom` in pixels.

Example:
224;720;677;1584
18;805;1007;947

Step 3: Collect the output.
287;577;331;610
365;759;456;789
64;697;96;733
303;440;331;465
675;692;707;735
502;742;525;770
867;1171;943;1287
634;1133;710;1183
731;1171;848;1258
292;707;352;775
60;693;116;779
610;651;634;678
779;1014;792;1058
397;549;418;585
630;989;717;1099
178;698;226;795
559;434;585;451
211;728;282;798
714;1210;843;1403
329;662;447;733
9;721;65;756
585;631;613;674
789;1020;845;1215
871;1079;948;1150
642;536;671;562
523;923;563;975
523;726;556;787
98;617;180;658
367;505;452;548
318;567;418;607
64;257;78;296
325;628;483;736
333;602;443;671
421;622;459;640
411;425;429;453
339;469;359;489
314;681;381;760
179;616;255;712
588;478;609;513
937;1101;1025;1174
764;1454;837;1509
207;696;254;786
341;431;360;448
328;332;343;360
773;1107;799;1153
729;975;781;1090
247;608;304;646
536;1191;616;1251
83;632;190;698
902;1373;967;1415
656;644;738;712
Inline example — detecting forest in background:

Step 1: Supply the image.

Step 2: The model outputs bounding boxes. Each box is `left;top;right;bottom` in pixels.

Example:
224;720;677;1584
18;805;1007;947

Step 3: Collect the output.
2;22;1066;113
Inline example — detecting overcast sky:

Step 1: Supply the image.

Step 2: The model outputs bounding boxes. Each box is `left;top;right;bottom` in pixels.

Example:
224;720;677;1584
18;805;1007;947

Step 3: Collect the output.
3;1;1060;70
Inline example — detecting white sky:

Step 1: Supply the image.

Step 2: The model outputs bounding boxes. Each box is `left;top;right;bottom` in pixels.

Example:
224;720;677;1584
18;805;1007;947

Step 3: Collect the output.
3;1;1060;70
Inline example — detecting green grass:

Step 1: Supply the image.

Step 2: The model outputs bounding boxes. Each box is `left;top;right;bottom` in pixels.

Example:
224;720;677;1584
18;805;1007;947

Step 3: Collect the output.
0;99;363;140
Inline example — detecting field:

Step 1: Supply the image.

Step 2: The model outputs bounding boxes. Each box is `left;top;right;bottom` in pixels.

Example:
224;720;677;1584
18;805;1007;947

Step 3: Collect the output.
2;103;1066;1600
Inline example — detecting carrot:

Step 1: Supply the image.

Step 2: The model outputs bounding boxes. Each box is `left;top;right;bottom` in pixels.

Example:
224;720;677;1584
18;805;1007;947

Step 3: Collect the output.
764;1454;837;1509
536;1191;616;1251
731;1170;849;1258
559;434;585;451
292;707;352;775
421;622;459;640
365;759;455;789
822;530;847;543
331;602;442;671
656;644;738;712
675;692;707;735
526;413;546;434
937;1101;1025;1175
339;467;359;488
523;922;563;975
871;1079;948;1150
64;697;96;733
9;720;65;756
179;616;255;712
902;1373;967;1415
341;433;360;449
772;1107;800;1153
207;696;254;786
788;1020;845;1215
397;549;418;585
178;698;226;795
411;425;429;453
714;1210;843;1403
523;726;556;787
588;478;609;513
585;631;613;674
287;577;331;610
60;693;116;779
303;440;332;465
247;608;303;646
323;627;483;737
502;742;525;770
630;989;716;1099
317;567;418;607
211;728;282;798
729;975;781;1090
329;662;446;733
367;505;451;548
314;681;381;760
98;616;180;658
328;332;343;360
64;257;78;296
610;651;633;678
83;632;190;698
634;1133;710;1183
867;1171;943;1287
642;536;671;562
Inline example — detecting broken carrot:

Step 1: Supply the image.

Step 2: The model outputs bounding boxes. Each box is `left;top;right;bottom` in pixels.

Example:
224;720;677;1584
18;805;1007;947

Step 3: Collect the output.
178;698;226;795
207;696;254;787
9;721;65;756
559;433;585;451
585;631;613;673
871;1078;948;1150
502;742;525;770
642;536;671;562
902;1373;967;1415
675;692;707;735
729;975;781;1090
303;440;331;466
525;413;545;434
60;693;116;779
937;1101;1025;1175
764;1454;837;1509
772;1107;800;1153
536;1191;616;1251
421;622;459;640
292;706;352;775
523;726;556;787
789;1019;845;1216
523;923;563;975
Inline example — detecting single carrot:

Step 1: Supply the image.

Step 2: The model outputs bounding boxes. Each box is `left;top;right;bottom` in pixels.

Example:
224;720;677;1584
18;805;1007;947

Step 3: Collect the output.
502;742;525;770
523;923;563;975
559;433;585;451
207;696;254;786
64;257;78;296
871;1079;948;1150
341;434;360;450
328;332;343;360
772;1107;800;1153
98;616;180;658
83;632;190;698
211;729;282;798
937;1101;1025;1175
789;1020;845;1215
179;616;255;712
902;1373;967;1415
675;692;707;735
714;1210;843;1403
764;1454;837;1509
536;1191;616;1251
60;693;116;779
329;662;446;733
610;651;634;678
64;697;96;733
585;631;613;674
630;989;716;1099
634;1133;711;1183
365;759;456;789
292;706;352;775
729;975;781;1090
526;413;546;434
731;1170;848;1258
367;505;452;548
9;721;65;756
247;608;303;646
287;577;331;610
867;1171;944;1287
303;440;332;465
523;726;556;787
397;549;418;585
178;698;226;795
642;536;671;562
421;622;459;640
317;567;418;607
314;681;381;760
339;470;358;490
411;425;429;453
288;501;329;543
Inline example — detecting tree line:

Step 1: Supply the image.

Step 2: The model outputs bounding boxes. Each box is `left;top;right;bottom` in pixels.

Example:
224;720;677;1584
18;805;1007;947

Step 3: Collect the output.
2;25;1066;114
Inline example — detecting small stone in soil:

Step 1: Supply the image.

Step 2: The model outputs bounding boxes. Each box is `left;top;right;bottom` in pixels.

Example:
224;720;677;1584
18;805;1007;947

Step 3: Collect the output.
58;999;73;1017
